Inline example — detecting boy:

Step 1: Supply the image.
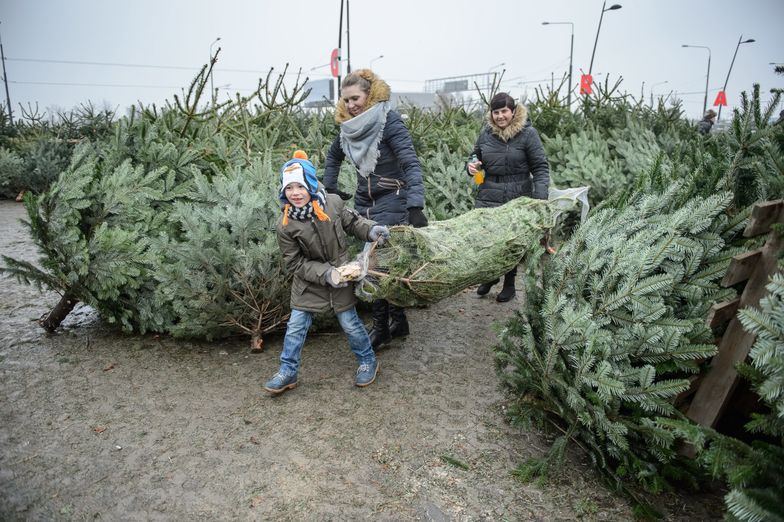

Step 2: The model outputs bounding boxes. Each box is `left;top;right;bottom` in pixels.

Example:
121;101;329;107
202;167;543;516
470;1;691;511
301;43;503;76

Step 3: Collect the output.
265;151;389;395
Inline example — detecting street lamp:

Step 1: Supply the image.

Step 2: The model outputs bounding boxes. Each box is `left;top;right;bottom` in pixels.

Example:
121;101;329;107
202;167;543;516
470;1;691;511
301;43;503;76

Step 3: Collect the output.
542;21;574;107
588;1;622;76
717;35;755;122
0;21;12;125
369;54;384;69
488;62;505;73
209;37;221;98
650;80;669;106
682;44;711;117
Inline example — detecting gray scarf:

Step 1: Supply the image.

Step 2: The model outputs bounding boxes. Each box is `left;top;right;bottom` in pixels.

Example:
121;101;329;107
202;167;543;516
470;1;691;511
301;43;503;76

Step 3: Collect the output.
339;101;390;178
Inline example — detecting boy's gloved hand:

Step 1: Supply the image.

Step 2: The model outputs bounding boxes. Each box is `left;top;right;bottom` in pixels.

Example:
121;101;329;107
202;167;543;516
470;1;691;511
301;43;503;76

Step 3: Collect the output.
368;225;390;245
325;267;349;288
407;207;428;228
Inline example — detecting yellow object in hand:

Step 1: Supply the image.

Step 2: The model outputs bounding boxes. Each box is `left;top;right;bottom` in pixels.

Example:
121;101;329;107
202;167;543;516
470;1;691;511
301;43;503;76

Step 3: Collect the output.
471;154;484;185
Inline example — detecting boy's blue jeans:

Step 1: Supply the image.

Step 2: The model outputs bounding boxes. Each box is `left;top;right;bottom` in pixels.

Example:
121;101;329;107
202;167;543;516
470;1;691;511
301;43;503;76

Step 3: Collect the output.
279;307;375;376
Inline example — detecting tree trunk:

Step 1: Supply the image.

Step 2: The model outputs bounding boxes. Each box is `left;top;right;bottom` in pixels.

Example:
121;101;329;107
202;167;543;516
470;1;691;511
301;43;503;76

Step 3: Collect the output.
39;293;78;332
250;332;264;353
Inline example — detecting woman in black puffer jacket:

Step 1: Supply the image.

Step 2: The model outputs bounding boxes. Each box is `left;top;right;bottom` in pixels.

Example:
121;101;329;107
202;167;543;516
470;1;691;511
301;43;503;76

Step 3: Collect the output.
467;92;550;302
323;69;427;350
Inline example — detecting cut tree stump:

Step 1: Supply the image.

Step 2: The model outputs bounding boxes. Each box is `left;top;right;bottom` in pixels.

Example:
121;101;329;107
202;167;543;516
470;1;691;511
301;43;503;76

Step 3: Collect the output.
39;292;79;332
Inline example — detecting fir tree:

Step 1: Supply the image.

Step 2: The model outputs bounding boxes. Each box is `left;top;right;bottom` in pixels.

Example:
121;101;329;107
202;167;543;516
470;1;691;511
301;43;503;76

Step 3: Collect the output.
544;126;627;205
149;159;290;347
421;144;476;221
663;271;784;522
494;182;742;509
1;64;310;338
2;143;174;331
0;147;24;198
720;84;783;210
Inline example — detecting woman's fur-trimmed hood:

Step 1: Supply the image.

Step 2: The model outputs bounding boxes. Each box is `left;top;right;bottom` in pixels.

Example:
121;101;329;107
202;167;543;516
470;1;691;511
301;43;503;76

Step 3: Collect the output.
487;103;528;141
335;69;391;124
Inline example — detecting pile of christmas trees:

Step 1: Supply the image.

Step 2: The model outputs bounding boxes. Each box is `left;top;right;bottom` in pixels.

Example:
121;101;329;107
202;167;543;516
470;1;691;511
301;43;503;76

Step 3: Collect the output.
495;85;784;518
2;65;312;347
2;61;783;520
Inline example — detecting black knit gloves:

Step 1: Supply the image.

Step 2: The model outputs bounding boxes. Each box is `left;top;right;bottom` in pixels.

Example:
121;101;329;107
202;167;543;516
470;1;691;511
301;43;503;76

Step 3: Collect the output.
407;207;428;228
325;187;353;201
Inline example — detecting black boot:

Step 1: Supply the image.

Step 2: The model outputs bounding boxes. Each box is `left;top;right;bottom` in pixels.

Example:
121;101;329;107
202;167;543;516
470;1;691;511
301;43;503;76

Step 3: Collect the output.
477;278;499;296
496;268;517;302
388;304;410;338
368;299;391;350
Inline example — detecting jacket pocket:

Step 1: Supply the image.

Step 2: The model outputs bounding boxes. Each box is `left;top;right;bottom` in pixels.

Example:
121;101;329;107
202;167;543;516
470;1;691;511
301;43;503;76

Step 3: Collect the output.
333;222;347;250
291;277;308;296
376;175;406;194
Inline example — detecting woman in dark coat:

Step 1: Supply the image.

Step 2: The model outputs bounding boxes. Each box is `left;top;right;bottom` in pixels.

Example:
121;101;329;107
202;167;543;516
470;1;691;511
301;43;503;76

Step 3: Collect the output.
467;92;550;302
323;69;427;350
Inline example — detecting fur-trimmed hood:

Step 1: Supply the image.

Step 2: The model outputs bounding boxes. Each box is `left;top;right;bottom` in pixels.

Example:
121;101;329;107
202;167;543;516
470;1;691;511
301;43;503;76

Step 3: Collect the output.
335;69;391;124
487;104;528;141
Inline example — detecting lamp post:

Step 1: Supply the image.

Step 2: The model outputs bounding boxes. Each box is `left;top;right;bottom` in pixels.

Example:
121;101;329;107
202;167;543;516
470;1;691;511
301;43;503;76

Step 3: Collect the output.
681;44;711;117
717;35;755;122
542;21;574;107
209;37;221;97
369;54;384;69
650;80;669;106
0;21;12;125
588;1;622;76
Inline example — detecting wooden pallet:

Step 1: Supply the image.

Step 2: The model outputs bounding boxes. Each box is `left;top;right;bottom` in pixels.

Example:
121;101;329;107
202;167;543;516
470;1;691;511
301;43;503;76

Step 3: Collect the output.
684;200;784;429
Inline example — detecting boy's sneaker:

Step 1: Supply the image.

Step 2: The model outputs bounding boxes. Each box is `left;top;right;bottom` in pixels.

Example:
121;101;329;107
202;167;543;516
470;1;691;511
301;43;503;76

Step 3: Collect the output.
264;371;298;395
355;359;379;387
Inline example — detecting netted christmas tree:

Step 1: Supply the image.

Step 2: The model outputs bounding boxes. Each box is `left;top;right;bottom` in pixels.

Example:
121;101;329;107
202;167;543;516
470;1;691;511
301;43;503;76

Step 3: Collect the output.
359;196;555;307
494;180;747;510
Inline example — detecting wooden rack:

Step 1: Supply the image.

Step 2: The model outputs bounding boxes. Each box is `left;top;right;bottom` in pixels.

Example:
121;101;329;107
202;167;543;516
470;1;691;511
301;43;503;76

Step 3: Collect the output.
684;200;784;428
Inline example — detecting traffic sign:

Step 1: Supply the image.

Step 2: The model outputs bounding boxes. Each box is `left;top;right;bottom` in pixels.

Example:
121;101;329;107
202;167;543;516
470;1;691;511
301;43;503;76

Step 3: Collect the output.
330;48;340;78
580;74;592;95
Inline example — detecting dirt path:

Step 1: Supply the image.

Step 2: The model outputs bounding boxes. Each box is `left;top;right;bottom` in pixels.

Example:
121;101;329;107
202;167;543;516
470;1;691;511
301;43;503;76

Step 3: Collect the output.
0;200;723;520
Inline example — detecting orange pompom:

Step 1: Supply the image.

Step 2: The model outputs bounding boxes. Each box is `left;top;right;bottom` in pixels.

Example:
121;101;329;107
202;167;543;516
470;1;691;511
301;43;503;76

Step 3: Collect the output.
292;150;309;160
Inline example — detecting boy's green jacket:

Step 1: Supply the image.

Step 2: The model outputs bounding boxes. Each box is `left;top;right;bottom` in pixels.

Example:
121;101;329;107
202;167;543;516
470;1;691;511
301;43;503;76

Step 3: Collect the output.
276;193;375;313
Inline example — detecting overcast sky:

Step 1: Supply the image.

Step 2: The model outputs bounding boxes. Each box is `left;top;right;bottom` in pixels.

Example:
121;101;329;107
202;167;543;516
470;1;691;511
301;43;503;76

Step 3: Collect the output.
3;0;782;121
